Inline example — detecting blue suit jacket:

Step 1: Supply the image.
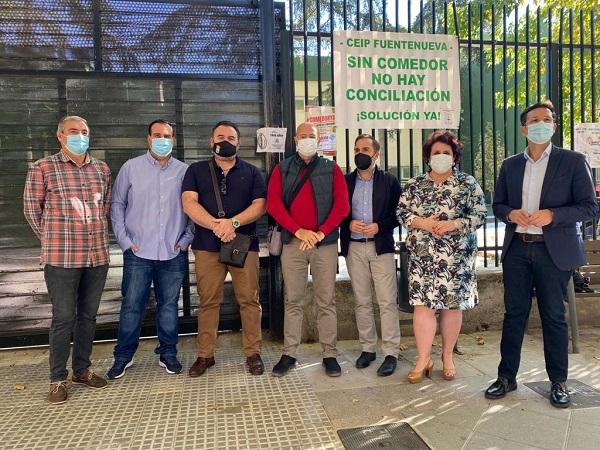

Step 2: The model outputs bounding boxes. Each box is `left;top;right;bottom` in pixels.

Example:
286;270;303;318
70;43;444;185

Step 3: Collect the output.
493;146;597;271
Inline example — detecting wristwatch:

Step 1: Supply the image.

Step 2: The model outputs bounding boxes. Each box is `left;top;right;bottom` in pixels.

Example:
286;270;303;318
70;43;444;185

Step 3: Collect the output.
231;217;241;229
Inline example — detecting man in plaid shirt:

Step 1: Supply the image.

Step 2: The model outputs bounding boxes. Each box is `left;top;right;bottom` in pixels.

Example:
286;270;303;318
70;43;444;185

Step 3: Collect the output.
23;116;111;404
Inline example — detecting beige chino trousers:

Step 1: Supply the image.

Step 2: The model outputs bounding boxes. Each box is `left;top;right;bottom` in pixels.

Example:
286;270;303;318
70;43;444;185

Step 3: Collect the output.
281;239;339;358
346;241;400;357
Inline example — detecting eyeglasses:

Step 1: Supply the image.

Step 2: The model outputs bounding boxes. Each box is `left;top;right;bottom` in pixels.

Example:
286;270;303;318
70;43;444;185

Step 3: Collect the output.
220;177;227;195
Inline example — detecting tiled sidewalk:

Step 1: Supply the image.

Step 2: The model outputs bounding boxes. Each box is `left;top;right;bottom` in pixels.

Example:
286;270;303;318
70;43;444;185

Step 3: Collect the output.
1;329;600;449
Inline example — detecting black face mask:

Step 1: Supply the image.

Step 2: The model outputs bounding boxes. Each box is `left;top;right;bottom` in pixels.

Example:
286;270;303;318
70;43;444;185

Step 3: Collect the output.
212;140;237;158
354;153;373;171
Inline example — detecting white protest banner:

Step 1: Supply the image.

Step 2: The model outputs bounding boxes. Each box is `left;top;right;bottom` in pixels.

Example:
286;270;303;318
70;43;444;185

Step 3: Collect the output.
575;123;600;168
305;106;336;157
334;30;461;129
256;127;287;153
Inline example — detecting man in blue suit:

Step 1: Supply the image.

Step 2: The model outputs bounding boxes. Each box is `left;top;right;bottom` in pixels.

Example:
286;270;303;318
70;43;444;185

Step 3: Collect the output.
485;100;596;408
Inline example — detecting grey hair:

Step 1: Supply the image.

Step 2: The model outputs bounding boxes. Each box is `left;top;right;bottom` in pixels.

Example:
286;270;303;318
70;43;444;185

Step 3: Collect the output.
57;116;89;134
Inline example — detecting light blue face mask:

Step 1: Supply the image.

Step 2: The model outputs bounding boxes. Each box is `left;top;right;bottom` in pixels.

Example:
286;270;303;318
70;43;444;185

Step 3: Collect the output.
151;138;173;157
66;134;89;155
526;122;554;145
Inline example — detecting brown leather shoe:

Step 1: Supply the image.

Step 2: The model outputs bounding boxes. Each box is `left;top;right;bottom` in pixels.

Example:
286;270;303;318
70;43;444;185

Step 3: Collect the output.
246;354;264;375
188;357;215;377
72;369;108;389
48;381;68;404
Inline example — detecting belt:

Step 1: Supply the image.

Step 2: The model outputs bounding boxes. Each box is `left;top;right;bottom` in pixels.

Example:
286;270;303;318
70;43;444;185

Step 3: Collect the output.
515;232;544;243
350;238;375;242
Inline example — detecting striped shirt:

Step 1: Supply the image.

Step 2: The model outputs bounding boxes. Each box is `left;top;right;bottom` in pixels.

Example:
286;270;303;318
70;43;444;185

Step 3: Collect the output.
23;151;111;268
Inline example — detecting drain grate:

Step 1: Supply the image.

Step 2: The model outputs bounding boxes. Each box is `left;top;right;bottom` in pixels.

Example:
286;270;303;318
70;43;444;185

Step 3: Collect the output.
524;379;600;409
337;422;430;450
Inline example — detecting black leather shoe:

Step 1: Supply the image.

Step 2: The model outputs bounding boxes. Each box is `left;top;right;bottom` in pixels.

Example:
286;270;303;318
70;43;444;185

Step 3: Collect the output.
323;357;342;377
377;356;397;377
355;352;376;369
550;382;571;408
485;377;517;399
271;355;296;377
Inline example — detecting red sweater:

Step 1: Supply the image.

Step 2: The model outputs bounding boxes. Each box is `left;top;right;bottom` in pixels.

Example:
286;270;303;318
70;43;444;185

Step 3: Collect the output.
267;163;350;236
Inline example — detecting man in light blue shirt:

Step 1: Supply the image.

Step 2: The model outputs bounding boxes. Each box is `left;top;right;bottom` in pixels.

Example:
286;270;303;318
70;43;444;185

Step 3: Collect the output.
108;119;194;379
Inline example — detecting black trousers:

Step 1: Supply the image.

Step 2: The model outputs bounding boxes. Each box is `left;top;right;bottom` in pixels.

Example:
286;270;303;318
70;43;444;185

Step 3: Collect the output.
498;239;571;382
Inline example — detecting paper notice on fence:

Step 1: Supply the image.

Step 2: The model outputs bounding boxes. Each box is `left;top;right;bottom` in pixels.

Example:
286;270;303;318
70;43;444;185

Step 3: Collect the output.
574;123;600;168
333;30;461;129
256;128;287;153
306;106;337;157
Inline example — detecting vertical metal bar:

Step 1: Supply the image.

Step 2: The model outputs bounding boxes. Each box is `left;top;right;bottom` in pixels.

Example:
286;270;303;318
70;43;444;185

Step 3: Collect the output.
343;0;347;30
260;0;276;126
282;29;297;157
536;7;541;101
479;0;487;266
432;0;436;33
92;0;103;72
174;79;190;317
580;9;585;124
452;0;460;142
382;0;387;31
420;0;425;167
592;12;597;123
356;0;360;30
316;0;323;105
408;0;414;177
330;0;335;108
503;4;508;158
558;8;565;147
491;3;499;265
467;2;474;174
369;0;374;30
525;5;530;107
303;0;309;107
514;3;520;157
569;9;574;149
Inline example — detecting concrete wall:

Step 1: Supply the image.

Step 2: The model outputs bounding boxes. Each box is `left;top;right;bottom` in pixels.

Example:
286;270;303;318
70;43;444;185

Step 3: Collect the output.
298;269;600;342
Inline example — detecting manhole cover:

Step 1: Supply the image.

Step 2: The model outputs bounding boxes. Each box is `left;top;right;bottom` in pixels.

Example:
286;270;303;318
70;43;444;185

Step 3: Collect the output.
524;379;600;409
337;422;430;450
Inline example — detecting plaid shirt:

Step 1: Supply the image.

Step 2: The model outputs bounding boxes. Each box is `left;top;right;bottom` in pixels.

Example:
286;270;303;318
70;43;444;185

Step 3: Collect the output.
23;151;111;268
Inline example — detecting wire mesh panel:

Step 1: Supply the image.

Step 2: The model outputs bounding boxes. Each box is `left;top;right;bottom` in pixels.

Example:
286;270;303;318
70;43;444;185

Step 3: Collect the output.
0;0;284;343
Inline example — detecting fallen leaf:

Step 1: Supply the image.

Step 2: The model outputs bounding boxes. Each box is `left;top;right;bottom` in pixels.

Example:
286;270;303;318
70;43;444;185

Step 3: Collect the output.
352;398;360;403
14;384;25;390
593;356;600;361
399;343;408;351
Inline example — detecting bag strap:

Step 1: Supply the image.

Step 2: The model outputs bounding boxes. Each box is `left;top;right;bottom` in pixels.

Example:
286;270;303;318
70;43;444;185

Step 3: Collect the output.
208;161;226;218
284;157;318;209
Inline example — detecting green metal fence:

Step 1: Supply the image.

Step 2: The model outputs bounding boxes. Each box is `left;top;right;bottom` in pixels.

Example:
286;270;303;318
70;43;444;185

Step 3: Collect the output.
285;0;599;266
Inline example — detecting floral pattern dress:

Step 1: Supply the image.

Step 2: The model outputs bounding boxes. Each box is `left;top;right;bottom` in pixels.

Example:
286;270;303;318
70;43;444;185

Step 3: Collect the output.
397;170;487;310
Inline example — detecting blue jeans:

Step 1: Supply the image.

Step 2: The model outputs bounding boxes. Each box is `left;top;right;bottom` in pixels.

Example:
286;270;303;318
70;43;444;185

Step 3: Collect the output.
498;239;571;382
44;264;109;382
113;250;186;362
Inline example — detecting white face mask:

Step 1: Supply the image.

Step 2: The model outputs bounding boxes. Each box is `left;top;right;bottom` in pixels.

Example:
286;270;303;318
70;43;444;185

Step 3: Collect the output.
429;153;454;174
297;138;318;157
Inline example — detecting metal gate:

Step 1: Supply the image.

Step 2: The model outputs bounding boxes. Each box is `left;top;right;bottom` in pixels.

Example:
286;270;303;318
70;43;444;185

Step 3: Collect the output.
0;0;285;346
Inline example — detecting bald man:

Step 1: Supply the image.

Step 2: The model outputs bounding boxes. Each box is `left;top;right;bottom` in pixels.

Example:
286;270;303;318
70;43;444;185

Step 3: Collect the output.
266;123;350;377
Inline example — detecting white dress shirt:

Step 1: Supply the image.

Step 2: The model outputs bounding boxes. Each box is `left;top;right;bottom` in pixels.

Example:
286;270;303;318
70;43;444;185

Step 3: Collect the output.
516;143;553;234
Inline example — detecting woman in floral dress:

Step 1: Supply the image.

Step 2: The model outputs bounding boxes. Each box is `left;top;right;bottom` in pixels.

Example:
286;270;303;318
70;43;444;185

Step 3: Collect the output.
397;130;486;383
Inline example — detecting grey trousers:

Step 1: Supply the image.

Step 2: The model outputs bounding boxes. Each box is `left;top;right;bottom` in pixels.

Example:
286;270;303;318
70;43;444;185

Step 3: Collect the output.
44;264;109;382
281;239;339;358
346;242;400;357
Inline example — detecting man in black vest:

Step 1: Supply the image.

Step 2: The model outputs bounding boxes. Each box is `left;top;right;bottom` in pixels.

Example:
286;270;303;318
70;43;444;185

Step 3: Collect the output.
340;134;402;376
267;122;350;377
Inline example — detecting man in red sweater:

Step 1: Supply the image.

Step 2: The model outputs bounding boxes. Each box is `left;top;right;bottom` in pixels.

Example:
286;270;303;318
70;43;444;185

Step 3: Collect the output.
267;122;350;377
